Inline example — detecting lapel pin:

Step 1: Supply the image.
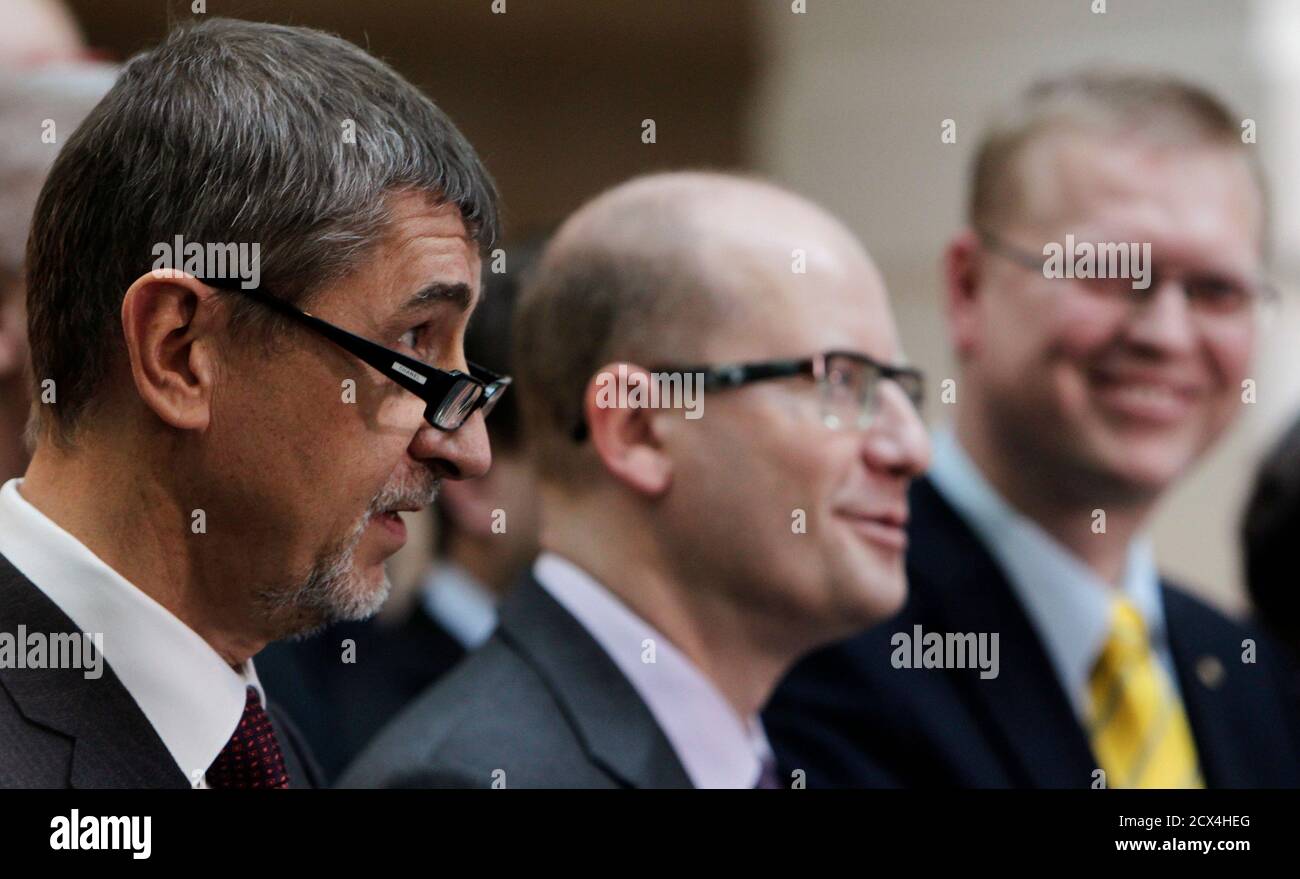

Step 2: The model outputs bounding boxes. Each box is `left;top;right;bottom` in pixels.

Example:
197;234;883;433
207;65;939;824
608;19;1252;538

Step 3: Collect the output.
1196;655;1225;689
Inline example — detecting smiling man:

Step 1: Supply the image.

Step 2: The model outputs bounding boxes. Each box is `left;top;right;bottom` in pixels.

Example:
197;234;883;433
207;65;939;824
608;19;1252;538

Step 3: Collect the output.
0;19;499;788
341;171;930;789
766;70;1300;788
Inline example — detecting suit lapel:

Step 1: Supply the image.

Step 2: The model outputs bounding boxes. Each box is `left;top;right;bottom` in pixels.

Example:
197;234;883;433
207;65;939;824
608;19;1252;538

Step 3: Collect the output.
0;553;188;789
497;575;693;789
1163;587;1250;787
907;479;1098;787
267;705;321;789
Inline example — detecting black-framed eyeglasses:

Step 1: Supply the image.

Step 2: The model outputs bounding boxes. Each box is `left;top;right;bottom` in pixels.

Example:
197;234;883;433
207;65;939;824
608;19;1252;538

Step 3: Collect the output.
203;278;510;431
573;350;924;440
977;227;1279;316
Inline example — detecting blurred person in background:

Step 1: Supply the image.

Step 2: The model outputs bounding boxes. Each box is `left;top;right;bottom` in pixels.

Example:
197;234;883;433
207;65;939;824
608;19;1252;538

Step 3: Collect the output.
256;241;542;783
0;68;117;482
0;0;115;482
1243;413;1300;665
768;70;1300;788
0;0;86;69
341;171;931;789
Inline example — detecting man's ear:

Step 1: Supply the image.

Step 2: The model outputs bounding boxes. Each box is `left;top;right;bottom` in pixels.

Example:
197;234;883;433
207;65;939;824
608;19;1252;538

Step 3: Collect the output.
945;228;984;359
119;271;222;432
437;476;498;540
582;361;673;498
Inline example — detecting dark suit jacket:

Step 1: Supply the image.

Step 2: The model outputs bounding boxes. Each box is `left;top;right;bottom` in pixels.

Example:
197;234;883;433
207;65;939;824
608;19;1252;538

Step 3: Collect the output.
339;574;692;788
0;551;318;789
764;478;1300;788
255;603;467;783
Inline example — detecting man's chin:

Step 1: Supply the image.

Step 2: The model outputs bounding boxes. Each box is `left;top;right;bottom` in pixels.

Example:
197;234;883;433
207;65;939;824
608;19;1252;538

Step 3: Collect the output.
838;564;908;629
279;566;391;640
1081;428;1198;497
334;565;393;621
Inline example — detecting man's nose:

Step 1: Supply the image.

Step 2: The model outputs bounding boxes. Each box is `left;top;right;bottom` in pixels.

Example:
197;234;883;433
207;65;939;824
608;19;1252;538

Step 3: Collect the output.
409;410;492;481
1124;279;1199;356
862;381;931;478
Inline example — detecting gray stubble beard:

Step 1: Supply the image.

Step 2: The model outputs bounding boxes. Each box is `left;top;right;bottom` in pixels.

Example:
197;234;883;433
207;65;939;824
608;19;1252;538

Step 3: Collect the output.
258;471;441;639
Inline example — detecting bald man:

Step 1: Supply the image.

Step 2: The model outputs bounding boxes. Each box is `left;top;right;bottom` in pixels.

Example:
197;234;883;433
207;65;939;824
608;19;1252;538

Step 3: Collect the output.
340;172;931;789
0;0;85;68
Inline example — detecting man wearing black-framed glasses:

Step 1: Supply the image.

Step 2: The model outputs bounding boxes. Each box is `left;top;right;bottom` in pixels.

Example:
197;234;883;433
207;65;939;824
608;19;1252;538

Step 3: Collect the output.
204;279;510;432
252;240;538;784
342;172;931;790
0;19;500;789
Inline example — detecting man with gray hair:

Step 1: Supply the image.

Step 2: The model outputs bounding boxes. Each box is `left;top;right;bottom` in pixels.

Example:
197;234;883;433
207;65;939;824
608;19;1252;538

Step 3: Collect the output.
0;65;117;482
0;18;503;788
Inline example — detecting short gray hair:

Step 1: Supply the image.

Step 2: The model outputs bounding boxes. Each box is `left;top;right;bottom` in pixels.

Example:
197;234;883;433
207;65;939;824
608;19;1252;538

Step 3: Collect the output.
26;18;499;444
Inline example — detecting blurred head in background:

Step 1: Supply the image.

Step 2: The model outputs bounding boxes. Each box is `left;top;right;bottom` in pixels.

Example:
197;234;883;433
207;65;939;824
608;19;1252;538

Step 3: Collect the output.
432;240;542;600
944;70;1268;565
0;64;118;482
516;171;930;711
0;0;85;69
1242;414;1300;657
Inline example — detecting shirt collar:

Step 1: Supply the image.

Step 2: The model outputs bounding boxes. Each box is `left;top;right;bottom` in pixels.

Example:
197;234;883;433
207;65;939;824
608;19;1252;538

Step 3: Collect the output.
419;562;498;650
926;430;1166;716
0;478;262;785
533;551;773;789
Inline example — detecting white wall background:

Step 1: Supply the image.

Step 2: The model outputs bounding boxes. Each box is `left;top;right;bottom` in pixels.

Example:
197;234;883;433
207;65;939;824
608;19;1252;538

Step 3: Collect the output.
749;0;1300;613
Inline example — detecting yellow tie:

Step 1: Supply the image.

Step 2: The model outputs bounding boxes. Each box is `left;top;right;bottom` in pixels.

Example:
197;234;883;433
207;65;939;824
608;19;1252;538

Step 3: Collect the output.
1087;600;1203;789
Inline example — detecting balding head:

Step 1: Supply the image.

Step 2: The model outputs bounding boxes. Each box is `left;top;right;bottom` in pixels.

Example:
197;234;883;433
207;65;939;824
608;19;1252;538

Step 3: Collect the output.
548;171;874;286
516;171;929;648
515;171;889;484
0;0;84;68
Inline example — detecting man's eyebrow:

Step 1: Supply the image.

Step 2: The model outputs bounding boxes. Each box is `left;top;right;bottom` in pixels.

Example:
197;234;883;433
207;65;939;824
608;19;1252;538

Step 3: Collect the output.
396;282;474;315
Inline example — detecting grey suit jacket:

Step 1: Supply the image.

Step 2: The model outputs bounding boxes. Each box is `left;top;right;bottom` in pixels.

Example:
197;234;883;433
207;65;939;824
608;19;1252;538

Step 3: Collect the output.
339;574;693;789
0;551;318;789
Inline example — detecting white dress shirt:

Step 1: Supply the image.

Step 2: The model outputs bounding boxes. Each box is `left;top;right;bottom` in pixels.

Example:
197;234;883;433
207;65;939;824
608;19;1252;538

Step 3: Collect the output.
419;562;498;650
0;478;263;787
926;430;1183;719
533;552;776;789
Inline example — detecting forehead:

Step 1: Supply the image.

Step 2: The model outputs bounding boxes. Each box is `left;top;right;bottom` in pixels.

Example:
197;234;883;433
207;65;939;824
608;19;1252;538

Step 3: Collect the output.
382;194;480;289
701;235;902;365
323;193;481;320
1017;134;1263;260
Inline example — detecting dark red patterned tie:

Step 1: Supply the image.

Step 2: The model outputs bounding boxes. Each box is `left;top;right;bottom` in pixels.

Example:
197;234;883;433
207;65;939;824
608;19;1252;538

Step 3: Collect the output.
206;686;290;789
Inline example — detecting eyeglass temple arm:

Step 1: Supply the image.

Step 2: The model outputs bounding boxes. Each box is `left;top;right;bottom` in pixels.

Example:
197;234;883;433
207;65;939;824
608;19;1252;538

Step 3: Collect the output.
207;280;452;403
663;361;811;390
